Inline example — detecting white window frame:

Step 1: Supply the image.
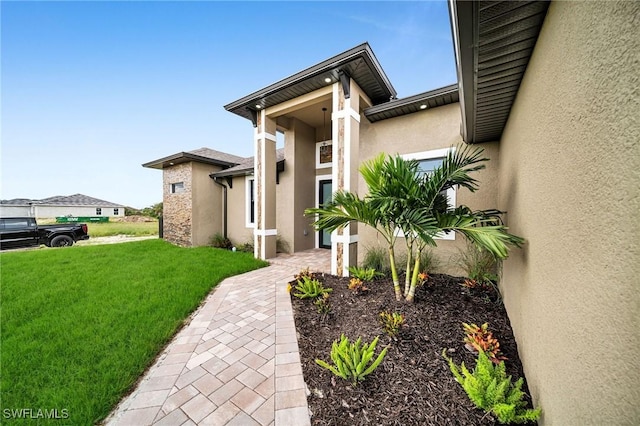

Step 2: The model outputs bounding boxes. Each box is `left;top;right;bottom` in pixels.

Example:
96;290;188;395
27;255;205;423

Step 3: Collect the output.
315;174;333;248
316;141;333;169
96;208;102;216
401;147;456;241
245;175;255;228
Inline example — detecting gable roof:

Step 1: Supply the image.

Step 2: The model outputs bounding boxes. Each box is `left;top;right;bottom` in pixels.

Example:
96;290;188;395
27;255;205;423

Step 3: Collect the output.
142;147;246;170
212;149;286;178
224;43;397;123
449;0;550;143
1;194;124;207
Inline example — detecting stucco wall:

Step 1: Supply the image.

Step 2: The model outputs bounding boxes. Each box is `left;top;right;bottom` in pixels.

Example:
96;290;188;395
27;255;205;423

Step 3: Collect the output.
497;2;640;424
0;205;31;217
191;162;223;246
34;205;125;218
226;176;253;248
163;163;192;246
358;103;501;274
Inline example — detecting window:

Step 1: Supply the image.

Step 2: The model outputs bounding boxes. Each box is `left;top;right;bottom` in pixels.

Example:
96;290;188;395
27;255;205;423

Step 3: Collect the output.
113;208;119;215
402;147;456;240
171;182;185;193
246;176;255;227
96;208;102;215
316;141;333;169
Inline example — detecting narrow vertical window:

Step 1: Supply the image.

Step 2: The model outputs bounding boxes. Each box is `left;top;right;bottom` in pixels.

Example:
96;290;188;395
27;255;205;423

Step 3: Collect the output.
246;176;255;227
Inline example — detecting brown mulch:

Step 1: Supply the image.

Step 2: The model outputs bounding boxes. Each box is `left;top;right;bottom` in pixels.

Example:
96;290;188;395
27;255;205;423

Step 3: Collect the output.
291;273;536;426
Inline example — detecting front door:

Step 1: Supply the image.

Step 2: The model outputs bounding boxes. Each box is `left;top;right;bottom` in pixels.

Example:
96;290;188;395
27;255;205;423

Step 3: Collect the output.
318;179;332;249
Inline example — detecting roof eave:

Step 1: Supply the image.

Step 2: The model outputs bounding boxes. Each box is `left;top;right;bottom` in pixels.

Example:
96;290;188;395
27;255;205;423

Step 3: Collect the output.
142;152;239;170
364;84;459;122
224;43;397;122
449;0;478;144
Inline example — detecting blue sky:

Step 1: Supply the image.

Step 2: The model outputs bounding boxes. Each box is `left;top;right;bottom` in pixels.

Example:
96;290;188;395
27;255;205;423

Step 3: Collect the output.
1;1;456;209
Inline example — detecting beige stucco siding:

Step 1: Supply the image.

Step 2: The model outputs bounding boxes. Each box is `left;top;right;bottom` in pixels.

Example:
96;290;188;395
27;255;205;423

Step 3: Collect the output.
191;162;223;246
226;176;253;247
358;103;500;273
497;1;640;424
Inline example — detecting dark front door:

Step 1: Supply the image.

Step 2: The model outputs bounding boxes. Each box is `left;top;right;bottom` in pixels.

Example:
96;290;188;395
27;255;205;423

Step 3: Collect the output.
319;180;332;249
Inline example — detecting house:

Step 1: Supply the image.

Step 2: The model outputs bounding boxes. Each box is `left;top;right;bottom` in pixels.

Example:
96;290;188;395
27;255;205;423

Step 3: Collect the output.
144;1;638;424
0;194;126;219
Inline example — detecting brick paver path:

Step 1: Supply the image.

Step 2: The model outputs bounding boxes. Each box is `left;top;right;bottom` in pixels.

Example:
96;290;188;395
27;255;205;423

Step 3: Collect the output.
105;249;330;426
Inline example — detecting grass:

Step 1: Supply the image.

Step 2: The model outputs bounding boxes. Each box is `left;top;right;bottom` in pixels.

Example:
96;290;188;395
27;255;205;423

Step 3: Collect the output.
37;218;159;237
0;239;267;424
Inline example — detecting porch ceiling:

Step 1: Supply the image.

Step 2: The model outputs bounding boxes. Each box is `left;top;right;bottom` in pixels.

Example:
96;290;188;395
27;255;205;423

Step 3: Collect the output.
224;43;396;123
450;0;550;143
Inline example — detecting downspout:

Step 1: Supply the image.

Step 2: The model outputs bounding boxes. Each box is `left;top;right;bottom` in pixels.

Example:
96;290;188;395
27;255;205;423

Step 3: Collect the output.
212;177;228;239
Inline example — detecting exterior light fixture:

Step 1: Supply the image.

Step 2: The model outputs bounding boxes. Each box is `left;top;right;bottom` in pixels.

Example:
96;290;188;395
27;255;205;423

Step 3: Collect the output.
324;77;332;83
420;104;427;110
255;104;262;109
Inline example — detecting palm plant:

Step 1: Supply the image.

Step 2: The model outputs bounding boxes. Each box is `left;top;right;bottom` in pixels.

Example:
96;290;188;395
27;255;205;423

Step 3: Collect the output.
305;144;524;302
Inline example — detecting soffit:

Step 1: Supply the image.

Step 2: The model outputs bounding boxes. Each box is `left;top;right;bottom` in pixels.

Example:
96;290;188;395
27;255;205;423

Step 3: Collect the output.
224;43;397;123
450;0;550;143
364;85;459;123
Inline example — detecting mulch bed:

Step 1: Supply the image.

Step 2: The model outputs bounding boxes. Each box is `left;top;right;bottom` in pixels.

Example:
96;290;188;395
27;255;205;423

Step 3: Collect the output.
291;273;536;426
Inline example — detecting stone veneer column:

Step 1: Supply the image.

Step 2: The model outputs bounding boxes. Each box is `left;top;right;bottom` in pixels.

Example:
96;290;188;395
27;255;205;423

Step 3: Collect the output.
330;79;360;276
254;109;277;260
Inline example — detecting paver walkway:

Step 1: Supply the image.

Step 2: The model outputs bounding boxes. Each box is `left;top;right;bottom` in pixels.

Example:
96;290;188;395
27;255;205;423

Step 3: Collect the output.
105;249;331;426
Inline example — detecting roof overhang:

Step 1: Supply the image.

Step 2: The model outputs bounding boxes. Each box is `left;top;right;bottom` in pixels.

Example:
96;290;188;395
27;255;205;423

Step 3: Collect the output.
364;84;459;122
224;43;397;123
142;152;239;170
449;0;549;143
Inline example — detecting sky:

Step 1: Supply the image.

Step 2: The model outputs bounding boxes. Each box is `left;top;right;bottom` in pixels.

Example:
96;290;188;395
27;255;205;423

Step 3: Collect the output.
1;1;457;209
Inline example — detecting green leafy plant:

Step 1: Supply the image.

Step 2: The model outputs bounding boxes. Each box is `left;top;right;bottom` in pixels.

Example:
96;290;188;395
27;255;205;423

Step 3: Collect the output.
292;276;332;299
379;311;405;337
348;277;369;295
463;322;507;364
348;265;383;281
315;335;388;385
443;349;541;424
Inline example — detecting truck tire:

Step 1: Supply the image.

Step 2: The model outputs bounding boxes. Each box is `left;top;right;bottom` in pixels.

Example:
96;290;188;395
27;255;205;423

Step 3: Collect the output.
50;235;74;247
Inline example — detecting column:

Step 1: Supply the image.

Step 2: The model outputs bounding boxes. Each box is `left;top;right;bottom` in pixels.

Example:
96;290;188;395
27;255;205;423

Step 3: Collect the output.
254;109;277;260
330;77;360;276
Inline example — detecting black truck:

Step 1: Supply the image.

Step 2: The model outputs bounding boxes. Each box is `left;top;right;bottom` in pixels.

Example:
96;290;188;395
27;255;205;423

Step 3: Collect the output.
0;217;90;250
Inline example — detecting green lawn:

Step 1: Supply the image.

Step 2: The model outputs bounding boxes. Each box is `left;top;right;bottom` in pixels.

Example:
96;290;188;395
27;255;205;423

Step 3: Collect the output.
82;220;159;237
0;240;267;424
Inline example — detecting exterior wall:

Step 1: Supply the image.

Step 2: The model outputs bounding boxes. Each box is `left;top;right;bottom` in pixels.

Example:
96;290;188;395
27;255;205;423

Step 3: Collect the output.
163;163;193;246
191;162;223;246
0;205;31;217
226;176;253;247
358;102;500;274
33;205;125;218
497;2;640;424
278;118;316;253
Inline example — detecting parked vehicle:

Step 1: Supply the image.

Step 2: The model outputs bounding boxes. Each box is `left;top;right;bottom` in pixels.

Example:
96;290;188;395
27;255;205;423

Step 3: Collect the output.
0;217;90;250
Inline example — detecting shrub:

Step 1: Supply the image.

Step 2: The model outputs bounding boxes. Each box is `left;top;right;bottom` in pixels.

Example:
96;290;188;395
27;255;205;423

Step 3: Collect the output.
292;276;332;299
348;266;383;281
418;248;441;273
362;246;390;276
462;322;507;364
443;349;541;424
238;240;254;253
211;233;233;249
316;335;388;385
379;311;405;337
455;243;499;285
